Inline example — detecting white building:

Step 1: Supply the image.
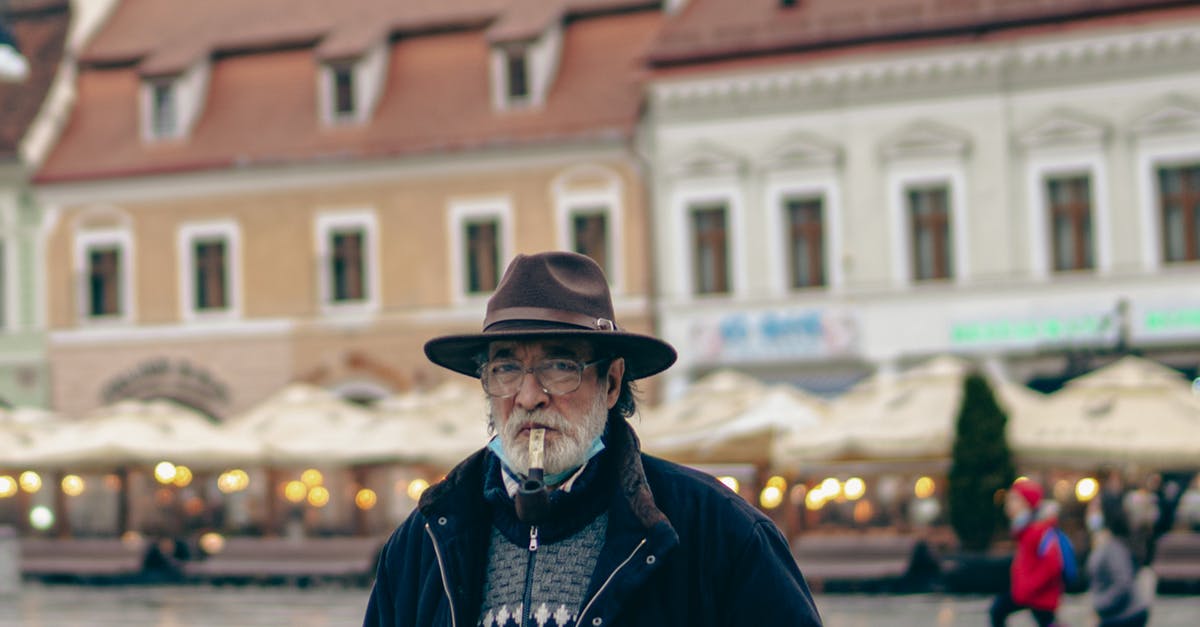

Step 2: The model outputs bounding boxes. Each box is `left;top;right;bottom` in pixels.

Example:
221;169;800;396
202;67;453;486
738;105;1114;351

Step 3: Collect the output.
642;0;1200;396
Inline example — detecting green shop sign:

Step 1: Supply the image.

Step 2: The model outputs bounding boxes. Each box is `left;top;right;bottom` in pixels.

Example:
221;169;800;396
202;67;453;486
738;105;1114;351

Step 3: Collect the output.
951;315;1108;346
1142;307;1200;334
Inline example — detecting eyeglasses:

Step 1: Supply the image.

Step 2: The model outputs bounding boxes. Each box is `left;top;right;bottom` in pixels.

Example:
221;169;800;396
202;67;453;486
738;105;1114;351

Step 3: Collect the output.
479;358;608;398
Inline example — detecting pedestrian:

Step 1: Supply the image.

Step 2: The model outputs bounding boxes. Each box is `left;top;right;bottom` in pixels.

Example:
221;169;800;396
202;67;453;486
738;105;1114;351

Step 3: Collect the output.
362;251;822;627
1086;493;1150;627
989;478;1063;627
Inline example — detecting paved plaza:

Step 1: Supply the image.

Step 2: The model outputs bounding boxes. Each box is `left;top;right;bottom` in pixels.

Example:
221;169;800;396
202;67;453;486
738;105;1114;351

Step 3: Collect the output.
0;584;1196;626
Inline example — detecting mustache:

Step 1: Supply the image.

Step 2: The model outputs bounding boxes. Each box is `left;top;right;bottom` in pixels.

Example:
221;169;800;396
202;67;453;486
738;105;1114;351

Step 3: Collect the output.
502;409;577;438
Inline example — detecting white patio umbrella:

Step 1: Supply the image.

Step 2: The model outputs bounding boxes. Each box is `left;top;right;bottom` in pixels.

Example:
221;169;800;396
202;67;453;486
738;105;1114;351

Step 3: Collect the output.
224;382;376;466
354;380;490;468
1010;356;1200;467
30;399;260;470
643;382;824;465
639;369;769;460
772;355;1041;472
0;407;63;468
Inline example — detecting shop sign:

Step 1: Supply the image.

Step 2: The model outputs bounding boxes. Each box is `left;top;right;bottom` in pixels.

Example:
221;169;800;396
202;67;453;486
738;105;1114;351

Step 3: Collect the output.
102;358;231;416
687;308;859;363
950;313;1113;348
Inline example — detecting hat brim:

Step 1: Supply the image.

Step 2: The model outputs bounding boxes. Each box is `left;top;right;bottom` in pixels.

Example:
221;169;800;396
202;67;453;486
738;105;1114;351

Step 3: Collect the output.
424;329;677;380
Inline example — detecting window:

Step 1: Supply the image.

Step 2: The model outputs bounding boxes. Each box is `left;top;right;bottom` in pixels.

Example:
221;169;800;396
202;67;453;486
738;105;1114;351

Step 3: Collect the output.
193;240;228;310
332;65;356;117
465;220;501;294
908;186;953;281
178;221;240;320
692;204;730;294
315;211;378;313
150;81;176;138
1159;164;1200;263
88;247;122;317
506;49;529;101
572;211;609;276
331;230;366;302
1046;175;1094;271
784;196;825;288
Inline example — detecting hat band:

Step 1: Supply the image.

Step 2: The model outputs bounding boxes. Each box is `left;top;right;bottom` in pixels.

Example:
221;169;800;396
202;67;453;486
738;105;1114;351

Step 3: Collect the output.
484;306;617;332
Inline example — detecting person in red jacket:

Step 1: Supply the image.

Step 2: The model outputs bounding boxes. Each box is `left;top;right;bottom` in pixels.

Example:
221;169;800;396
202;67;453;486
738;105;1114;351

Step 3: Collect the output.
990;478;1063;627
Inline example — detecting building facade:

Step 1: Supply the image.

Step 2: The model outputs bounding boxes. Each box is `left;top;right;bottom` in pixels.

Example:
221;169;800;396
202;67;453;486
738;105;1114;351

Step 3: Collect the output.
35;0;665;420
642;0;1200;396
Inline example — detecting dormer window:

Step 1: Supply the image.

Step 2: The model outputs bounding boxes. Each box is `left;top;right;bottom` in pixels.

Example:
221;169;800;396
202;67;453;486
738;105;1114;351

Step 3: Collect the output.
332;64;356;118
138;59;210;143
150;79;178;139
506;48;529;102
317;38;388;127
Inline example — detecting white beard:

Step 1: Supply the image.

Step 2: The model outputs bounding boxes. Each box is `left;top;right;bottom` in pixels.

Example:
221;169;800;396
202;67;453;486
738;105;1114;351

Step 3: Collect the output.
494;392;609;477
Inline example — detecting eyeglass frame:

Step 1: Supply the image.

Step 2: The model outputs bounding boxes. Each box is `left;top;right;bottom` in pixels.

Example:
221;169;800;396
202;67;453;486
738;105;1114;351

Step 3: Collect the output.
478;357;611;398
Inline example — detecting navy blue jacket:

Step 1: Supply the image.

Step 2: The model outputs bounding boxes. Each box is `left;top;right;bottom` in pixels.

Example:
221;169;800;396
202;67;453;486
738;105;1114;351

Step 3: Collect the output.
363;418;822;626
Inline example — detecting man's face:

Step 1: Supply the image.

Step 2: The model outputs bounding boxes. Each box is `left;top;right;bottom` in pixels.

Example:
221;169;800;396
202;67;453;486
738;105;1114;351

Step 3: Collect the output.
486;338;625;477
1004;490;1029;520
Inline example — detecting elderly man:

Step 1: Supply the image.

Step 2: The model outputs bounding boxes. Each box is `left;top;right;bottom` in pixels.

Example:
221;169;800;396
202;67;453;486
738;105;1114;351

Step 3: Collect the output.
363;251;821;627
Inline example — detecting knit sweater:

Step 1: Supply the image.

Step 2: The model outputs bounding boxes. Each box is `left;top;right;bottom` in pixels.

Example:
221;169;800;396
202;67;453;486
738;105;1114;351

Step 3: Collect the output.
477;451;612;627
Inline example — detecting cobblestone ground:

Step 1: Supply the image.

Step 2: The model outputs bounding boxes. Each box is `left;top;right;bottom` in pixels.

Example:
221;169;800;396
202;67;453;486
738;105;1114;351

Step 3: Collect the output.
0;585;1196;626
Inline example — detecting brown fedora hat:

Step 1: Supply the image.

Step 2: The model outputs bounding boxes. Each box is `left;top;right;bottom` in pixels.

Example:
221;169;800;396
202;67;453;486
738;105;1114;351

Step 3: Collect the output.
424;251;676;380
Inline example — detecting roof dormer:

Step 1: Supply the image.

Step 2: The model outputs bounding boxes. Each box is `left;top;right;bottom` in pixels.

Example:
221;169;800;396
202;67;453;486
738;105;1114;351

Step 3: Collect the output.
316;29;389;127
487;2;564;111
138;57;210;143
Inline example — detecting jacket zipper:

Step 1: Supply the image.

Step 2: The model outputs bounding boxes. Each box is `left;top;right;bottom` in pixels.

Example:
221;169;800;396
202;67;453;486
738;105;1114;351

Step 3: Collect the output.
522;525;538;627
425;522;458;627
576;538;647;626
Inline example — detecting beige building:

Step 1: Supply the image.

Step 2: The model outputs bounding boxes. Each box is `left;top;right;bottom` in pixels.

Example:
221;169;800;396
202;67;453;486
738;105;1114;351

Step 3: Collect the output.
35;0;665;421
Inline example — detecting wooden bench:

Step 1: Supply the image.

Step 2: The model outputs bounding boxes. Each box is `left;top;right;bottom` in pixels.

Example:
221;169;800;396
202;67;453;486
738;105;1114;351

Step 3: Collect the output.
791;533;938;591
1153;531;1200;590
19;537;147;582
182;536;385;584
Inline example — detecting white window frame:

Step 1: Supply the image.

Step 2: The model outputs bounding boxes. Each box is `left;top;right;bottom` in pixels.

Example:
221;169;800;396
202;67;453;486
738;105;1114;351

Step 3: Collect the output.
139;61;210;143
553;167;624;295
1025;153;1111;280
177;220;242;322
1135;140;1200;272
317;41;388;127
886;163;970;287
765;174;843;296
315;210;381;316
448;197;514;305
488;23;562;111
669;182;747;300
73;228;135;324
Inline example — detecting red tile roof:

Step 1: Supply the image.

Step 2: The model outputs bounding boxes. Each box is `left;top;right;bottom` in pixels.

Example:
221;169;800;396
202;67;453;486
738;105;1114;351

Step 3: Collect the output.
36;1;662;182
647;0;1200;66
0;0;70;160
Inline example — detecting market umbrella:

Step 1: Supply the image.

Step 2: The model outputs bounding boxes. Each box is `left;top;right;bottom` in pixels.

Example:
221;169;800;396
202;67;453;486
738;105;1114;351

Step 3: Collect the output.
224;382;376;466
1009;356;1200;467
772;355;1040;472
638;369;769;460
30;399;260;470
353;380;490;468
642;382;824;465
0;406;62;468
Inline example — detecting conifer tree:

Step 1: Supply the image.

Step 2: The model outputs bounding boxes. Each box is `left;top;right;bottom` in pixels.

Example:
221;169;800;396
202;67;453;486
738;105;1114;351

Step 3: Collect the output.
948;372;1016;552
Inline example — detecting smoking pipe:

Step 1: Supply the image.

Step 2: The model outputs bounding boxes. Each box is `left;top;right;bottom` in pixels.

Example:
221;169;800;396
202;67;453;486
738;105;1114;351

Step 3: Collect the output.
515;428;550;523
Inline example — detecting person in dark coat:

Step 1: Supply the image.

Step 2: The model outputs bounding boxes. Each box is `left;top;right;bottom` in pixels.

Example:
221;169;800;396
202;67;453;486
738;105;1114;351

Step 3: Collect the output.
363;251;822;627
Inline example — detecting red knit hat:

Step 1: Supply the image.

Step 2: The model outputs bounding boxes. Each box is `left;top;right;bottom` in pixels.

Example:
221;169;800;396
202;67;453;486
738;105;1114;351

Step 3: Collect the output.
1011;478;1043;509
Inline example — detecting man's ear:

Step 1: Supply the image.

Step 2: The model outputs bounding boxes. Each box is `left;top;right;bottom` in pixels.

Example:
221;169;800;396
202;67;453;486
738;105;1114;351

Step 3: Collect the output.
605;357;625;409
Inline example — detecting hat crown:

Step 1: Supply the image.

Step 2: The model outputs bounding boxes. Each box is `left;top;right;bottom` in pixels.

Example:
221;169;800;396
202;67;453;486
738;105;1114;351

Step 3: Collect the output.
483;252;616;331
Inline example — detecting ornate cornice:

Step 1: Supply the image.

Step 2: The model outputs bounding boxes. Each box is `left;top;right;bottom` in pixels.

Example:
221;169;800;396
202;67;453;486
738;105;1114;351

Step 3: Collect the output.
651;25;1200;117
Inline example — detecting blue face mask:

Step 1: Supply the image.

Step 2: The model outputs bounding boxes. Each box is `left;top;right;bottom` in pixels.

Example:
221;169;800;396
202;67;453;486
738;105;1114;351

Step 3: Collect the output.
487;434;606;485
1011;510;1032;533
1086;512;1105;533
